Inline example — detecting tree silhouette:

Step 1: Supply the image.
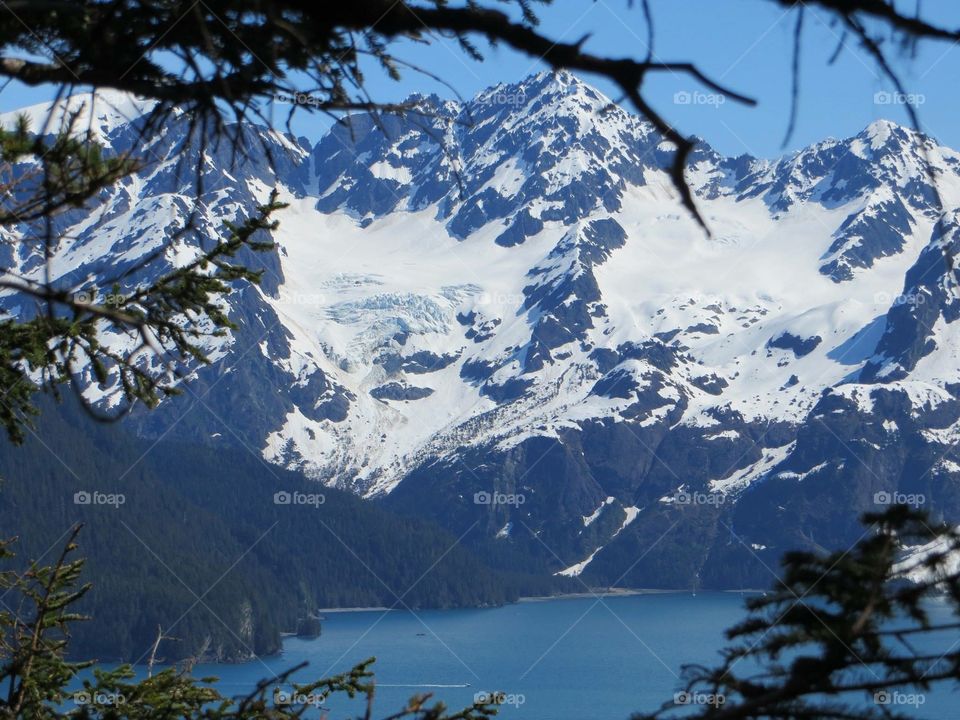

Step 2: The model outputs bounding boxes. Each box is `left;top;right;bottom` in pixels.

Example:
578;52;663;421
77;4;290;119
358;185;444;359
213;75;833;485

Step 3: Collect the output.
0;526;503;719
639;506;960;719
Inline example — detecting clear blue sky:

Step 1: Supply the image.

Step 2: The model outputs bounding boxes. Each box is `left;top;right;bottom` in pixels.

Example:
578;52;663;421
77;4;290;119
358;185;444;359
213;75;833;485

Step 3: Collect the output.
3;1;960;159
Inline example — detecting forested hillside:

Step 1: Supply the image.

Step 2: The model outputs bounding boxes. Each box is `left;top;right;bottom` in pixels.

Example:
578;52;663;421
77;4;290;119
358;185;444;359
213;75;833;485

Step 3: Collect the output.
0;398;563;662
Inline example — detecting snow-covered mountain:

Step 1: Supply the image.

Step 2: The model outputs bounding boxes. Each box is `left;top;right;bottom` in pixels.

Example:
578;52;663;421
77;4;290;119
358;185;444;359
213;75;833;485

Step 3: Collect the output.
6;71;960;589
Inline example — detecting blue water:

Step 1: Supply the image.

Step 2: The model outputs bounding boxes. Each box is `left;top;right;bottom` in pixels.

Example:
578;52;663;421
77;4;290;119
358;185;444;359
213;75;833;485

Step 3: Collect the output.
97;593;960;719
205;592;739;719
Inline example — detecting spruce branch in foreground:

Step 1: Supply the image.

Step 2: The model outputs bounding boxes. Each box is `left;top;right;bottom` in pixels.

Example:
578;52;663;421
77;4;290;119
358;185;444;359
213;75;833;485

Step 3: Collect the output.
0;529;503;720
639;505;960;720
0;115;287;442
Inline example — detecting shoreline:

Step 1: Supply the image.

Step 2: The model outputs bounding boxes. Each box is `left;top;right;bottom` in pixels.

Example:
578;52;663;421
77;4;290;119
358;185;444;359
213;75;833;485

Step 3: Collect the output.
517;588;673;602
314;605;391;614
200;590;768;665
518;588;765;602
313;588;767;615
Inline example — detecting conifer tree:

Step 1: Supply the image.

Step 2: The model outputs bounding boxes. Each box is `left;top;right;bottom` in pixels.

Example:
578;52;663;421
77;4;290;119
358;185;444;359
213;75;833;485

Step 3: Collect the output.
0;526;500;719
640;506;960;719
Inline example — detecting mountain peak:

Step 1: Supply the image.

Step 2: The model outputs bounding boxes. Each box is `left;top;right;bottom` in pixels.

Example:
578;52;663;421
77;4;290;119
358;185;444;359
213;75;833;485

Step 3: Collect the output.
859;118;922;151
472;69;609;112
522;68;587;90
0;89;156;142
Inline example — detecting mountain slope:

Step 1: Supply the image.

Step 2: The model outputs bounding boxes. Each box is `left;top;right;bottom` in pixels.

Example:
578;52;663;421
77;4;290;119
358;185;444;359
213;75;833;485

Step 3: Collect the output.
4;71;960;589
0;397;559;662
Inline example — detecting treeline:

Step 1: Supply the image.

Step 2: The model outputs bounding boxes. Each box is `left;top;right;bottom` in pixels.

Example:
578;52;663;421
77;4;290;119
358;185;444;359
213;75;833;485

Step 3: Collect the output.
0;397;562;662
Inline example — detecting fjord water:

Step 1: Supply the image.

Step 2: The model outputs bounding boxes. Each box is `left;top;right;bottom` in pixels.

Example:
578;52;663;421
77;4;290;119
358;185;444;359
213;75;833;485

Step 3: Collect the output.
201;592;728;719
169;593;956;719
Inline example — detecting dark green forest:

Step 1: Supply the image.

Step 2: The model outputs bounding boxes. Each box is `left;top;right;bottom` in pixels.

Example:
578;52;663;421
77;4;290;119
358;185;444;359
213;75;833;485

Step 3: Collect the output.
0;397;564;663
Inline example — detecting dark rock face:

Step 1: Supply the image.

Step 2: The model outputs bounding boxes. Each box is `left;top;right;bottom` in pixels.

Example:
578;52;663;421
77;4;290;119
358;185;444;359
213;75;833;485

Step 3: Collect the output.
861;213;960;382
495;209;544;247
377;350;461;374
370;383;434;402
768;332;823;358
820;195;914;281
